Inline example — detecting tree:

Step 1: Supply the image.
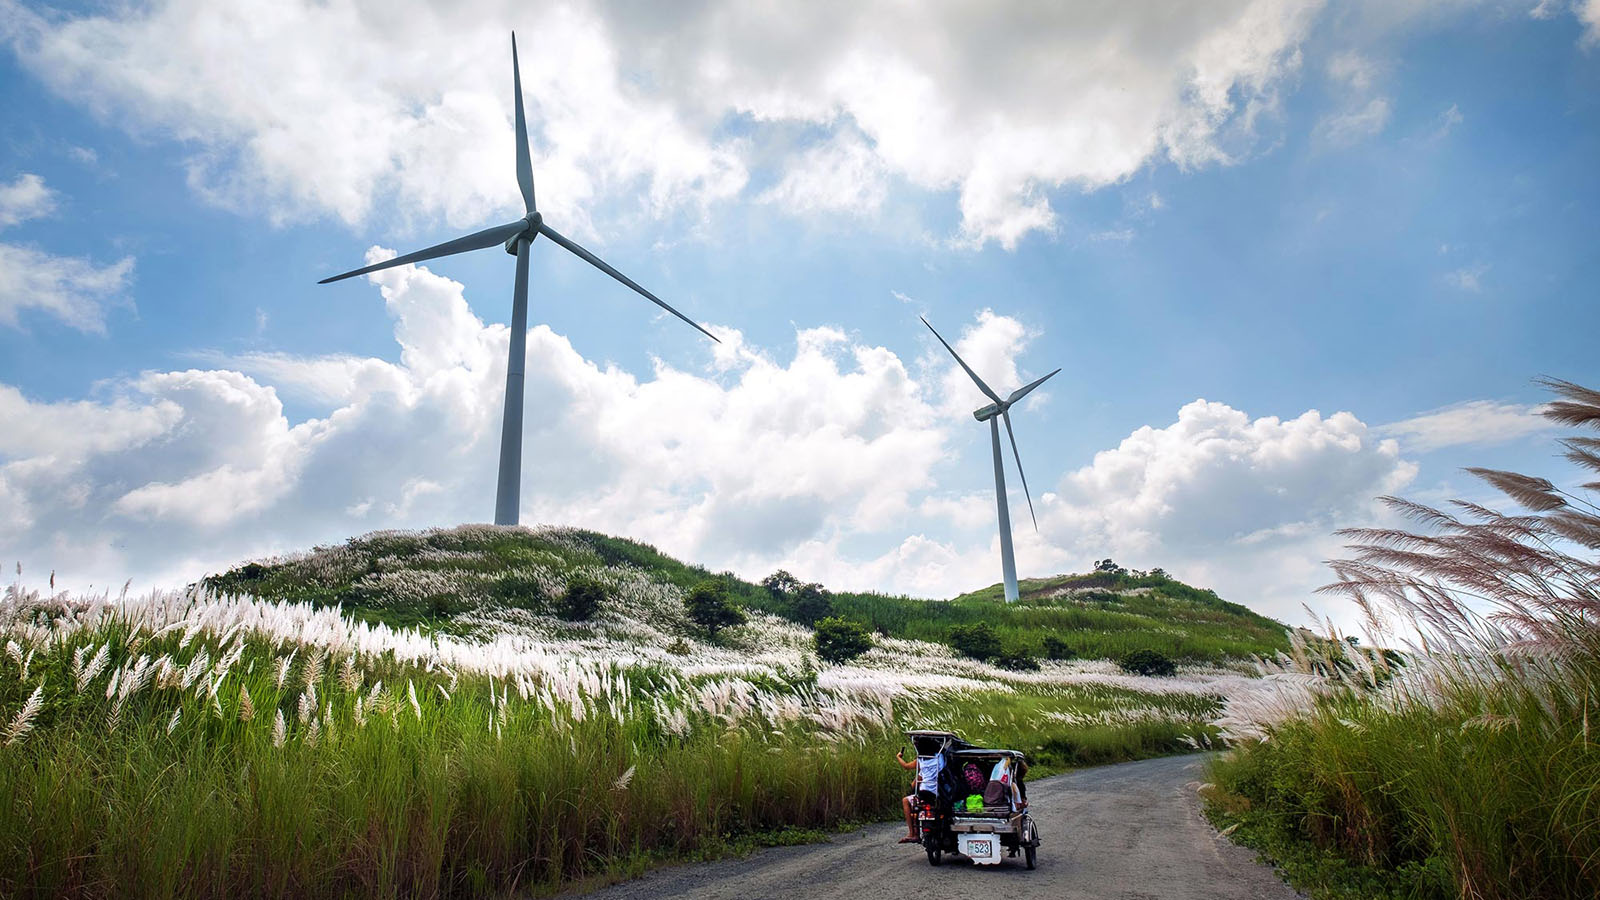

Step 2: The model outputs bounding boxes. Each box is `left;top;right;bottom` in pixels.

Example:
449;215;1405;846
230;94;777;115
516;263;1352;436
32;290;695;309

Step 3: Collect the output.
761;570;801;598
948;622;1003;661
1119;648;1176;677
1095;558;1127;575
813;616;873;664
790;582;834;625
685;580;746;636
1041;635;1075;660
557;576;605;622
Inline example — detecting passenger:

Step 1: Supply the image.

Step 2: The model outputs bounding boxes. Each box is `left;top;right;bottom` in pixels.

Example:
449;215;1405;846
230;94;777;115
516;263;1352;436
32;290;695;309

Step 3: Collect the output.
897;747;943;843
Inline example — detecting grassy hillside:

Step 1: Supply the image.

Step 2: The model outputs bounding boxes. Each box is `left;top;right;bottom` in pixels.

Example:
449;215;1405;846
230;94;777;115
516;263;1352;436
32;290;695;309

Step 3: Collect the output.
202;526;1290;664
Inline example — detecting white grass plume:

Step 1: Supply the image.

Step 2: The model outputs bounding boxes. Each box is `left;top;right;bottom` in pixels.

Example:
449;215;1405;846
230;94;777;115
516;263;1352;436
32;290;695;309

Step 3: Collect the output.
4;683;44;746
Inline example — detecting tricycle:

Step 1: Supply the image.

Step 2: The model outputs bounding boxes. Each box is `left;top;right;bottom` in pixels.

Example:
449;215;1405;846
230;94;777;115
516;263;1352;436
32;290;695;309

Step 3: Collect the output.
906;730;1040;869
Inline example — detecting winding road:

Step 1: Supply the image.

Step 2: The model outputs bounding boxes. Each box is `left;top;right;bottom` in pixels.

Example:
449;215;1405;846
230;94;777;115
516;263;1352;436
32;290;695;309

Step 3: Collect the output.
570;753;1302;899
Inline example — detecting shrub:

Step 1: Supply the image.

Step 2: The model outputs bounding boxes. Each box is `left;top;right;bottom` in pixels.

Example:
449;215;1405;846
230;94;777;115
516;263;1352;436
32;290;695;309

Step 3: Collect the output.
992;644;1040;671
1119;648;1176;677
1041;635;1075;660
556;576;605;622
812;617;873;664
790;582;834;625
685;580;746;636
948;622;1003;661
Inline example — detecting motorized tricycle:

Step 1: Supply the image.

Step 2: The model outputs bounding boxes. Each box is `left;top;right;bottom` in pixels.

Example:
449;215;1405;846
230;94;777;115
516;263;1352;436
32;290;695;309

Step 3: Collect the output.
906;729;1040;869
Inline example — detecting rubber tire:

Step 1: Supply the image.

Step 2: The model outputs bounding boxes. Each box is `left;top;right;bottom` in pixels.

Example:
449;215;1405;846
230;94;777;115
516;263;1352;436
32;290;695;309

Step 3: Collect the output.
926;847;943;867
1024;821;1038;870
1025;844;1036;870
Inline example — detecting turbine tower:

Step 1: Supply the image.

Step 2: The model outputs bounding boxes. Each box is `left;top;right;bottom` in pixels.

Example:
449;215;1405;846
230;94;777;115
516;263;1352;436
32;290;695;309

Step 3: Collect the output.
923;317;1059;603
319;33;717;526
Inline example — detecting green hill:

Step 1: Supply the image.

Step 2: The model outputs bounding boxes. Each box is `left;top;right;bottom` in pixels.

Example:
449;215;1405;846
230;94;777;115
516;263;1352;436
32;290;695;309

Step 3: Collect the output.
204;525;1290;664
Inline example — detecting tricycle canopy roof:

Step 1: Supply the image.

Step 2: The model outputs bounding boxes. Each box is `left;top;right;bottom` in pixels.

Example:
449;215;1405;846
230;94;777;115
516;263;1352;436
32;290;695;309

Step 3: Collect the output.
906;729;1025;761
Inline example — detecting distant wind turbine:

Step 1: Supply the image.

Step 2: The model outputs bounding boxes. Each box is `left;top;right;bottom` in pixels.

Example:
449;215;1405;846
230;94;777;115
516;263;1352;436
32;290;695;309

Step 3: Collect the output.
923;316;1059;603
319;33;718;526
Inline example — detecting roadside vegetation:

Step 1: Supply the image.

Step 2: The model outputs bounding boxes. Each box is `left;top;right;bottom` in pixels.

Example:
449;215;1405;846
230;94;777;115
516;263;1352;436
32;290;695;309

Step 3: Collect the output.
1202;379;1600;900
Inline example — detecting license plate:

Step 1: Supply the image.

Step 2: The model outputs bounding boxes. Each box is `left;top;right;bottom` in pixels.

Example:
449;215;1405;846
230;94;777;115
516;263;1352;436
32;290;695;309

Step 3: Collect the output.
970;839;992;855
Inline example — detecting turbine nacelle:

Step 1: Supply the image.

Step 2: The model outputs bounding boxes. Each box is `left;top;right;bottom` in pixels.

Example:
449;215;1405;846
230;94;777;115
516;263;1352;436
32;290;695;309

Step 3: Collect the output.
973;401;1005;422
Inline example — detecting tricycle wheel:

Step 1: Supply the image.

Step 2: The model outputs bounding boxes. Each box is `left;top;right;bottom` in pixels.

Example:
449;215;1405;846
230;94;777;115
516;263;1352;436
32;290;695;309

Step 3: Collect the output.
1025;843;1036;870
926;847;943;866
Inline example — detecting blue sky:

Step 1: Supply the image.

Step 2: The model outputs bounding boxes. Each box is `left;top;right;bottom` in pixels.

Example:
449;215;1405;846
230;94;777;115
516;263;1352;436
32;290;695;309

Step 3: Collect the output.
1;0;1596;626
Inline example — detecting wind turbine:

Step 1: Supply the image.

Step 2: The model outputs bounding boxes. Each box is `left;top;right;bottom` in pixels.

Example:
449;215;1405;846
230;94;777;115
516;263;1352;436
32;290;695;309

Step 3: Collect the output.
319;33;718;527
922;317;1059;603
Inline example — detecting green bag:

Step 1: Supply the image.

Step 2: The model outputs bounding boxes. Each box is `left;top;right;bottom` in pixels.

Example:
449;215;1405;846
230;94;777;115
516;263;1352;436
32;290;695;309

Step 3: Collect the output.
964;794;983;811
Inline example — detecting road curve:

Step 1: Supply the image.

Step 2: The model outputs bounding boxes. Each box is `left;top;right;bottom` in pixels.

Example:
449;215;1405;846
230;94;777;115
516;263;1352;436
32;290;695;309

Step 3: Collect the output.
568;753;1302;899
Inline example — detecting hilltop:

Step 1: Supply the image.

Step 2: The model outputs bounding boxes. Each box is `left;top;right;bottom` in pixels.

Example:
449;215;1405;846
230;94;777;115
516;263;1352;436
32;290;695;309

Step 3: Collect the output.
203;525;1291;663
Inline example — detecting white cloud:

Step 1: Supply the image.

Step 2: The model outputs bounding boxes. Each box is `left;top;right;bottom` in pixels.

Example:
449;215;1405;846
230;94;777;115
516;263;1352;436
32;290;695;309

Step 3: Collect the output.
1581;0;1600;45
1445;261;1488;292
5;0;1327;247
1037;400;1417;621
0;173;134;332
1379;399;1552;451
1313;53;1391;146
758;131;889;217
0;173;56;227
0;243;134;333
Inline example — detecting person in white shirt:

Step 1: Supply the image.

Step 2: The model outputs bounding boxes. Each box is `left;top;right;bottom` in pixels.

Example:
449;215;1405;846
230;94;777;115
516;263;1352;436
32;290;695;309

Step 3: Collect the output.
897;748;944;843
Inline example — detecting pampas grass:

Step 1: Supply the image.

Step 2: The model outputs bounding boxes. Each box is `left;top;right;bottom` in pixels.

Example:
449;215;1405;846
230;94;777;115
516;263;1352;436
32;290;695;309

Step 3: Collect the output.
3;683;42;746
1207;377;1600;900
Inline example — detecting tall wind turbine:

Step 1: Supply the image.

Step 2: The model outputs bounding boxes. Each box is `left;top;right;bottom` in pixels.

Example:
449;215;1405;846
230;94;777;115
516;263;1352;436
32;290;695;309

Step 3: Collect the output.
319;33;718;527
923;317;1059;603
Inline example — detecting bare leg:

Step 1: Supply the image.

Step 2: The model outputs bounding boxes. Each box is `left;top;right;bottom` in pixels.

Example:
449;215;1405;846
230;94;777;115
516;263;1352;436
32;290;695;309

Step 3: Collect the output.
903;795;917;837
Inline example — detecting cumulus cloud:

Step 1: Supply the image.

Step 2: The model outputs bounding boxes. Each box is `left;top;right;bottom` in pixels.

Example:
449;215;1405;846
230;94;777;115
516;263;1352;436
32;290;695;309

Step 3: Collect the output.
1379;399;1552;451
0;173;134;332
5;0;1327;247
0;173;56;227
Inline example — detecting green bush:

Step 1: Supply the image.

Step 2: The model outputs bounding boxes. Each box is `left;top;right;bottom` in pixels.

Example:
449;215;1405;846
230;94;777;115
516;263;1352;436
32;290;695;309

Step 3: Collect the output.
992;645;1040;671
557;576;605;622
1119;648;1176;677
948;622;1003;661
812;617;873;664
1041;635;1075;660
790;583;834;625
686;580;746;636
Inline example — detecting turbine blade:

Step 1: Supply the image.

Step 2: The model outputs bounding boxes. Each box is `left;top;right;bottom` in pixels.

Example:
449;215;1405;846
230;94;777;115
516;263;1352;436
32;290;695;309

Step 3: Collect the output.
920;316;1001;404
318;220;528;284
511;32;536;213
538;223;719;343
1002;410;1038;531
1007;368;1061;405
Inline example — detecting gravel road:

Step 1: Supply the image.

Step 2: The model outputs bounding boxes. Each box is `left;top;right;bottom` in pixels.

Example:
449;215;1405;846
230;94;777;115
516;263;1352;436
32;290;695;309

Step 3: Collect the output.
569;753;1302;899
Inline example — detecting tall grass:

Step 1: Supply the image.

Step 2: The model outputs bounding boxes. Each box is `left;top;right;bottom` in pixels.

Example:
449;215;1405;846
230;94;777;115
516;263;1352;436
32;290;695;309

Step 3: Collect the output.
1204;379;1600;900
0;576;1263;899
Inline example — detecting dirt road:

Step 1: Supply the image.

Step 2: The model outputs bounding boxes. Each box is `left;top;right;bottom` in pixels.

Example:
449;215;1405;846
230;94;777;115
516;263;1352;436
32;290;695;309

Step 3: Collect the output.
570;753;1301;899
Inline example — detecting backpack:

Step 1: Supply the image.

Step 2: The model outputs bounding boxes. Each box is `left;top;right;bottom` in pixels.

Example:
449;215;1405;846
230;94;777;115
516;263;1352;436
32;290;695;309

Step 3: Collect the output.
962;762;985;792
